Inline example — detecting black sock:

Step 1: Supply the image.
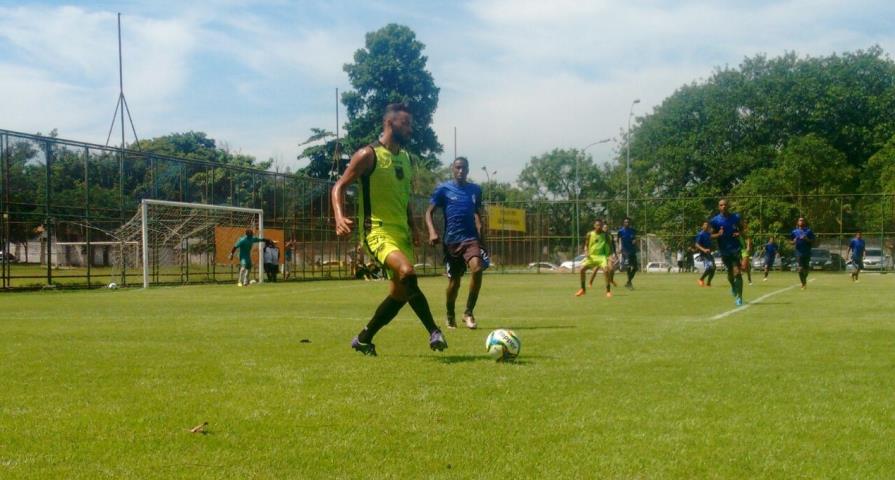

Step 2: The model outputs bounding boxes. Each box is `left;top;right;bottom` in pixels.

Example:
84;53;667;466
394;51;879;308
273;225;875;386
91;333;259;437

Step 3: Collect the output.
707;269;715;284
403;275;439;334
734;275;743;296
627;268;634;283
357;296;406;343
700;270;709;281
580;277;585;290
465;291;479;316
799;271;806;286
746;270;752;283
605;283;611;293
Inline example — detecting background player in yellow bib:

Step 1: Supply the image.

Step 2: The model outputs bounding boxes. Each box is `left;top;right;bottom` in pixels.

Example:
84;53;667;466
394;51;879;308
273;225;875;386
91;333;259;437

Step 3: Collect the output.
576;219;614;298
331;103;447;356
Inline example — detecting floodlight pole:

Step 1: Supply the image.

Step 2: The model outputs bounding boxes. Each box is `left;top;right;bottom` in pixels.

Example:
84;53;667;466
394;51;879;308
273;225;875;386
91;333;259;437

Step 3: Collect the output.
625;98;641;217
105;12;140;149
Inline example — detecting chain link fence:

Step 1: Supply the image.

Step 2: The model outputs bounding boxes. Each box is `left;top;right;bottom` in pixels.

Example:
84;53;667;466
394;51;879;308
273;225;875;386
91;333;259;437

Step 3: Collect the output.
3;129;893;289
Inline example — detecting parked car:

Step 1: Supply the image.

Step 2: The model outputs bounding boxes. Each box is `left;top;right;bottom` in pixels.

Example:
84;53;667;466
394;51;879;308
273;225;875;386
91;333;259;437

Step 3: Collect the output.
0;251;15;262
829;253;847;271
693;252;726;273
560;254;586;271
645;261;672;273
859;248;892;271
751;253;783;270
808;249;834;271
527;261;560;271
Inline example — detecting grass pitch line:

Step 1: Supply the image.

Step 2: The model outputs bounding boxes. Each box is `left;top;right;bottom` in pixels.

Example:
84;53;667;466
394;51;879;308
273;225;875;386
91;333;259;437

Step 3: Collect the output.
709;278;815;321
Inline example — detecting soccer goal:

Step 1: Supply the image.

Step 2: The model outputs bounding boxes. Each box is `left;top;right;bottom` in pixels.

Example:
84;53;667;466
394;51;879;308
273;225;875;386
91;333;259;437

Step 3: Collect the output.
114;199;264;288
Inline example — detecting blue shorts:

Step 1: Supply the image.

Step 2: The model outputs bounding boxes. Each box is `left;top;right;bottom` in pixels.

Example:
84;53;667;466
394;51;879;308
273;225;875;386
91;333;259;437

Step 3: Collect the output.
763;257;775;269
852;258;864;270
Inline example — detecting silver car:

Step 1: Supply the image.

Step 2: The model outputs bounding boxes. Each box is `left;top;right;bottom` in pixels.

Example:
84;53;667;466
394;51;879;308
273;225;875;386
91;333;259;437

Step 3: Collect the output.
857;248;891;271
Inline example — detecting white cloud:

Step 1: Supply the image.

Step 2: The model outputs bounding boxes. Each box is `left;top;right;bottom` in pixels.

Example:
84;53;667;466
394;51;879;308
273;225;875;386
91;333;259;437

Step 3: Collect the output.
2;0;894;183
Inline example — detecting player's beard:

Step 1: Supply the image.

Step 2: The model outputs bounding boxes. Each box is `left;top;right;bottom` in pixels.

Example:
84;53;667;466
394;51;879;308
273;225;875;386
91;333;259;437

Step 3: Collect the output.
392;129;410;147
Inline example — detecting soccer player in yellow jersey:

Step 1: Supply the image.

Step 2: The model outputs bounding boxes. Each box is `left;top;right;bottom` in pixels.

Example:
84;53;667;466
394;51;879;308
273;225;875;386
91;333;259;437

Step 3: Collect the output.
576;219;614;298
331;103;446;356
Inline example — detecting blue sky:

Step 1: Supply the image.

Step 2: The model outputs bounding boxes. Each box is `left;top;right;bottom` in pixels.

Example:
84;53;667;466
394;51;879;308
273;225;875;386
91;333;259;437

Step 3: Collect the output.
2;0;894;181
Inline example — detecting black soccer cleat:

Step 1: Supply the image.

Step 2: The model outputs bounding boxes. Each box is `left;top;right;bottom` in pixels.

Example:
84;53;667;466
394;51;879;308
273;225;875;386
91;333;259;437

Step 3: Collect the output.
351;337;377;356
429;330;448;351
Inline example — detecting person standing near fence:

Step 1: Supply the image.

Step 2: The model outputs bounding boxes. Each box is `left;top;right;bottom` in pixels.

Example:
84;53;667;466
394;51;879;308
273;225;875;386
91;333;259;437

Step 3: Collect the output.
331;103;447;356
425;156;489;330
790;217;816;290
229;229;267;287
617;217;638;290
263;240;279;282
847;231;865;282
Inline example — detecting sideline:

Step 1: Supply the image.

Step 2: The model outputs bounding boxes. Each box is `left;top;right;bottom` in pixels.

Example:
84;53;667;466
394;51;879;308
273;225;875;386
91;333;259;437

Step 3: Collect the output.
709;278;815;320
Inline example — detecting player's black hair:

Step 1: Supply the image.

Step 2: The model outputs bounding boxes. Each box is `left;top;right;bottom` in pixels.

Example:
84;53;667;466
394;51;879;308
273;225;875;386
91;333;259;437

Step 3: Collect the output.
453;156;469;166
383;102;410;119
245;229;253;236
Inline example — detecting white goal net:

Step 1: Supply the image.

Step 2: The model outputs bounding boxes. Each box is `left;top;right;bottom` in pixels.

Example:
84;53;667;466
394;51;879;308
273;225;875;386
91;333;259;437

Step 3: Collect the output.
114;199;264;288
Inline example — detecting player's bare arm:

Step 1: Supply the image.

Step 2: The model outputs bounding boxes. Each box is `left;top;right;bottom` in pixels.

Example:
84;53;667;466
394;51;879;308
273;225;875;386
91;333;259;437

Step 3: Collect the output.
332;146;375;236
425;204;439;245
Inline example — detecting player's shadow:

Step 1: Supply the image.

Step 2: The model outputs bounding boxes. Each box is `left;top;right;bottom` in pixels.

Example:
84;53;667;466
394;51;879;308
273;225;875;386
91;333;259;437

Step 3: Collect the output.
428;354;495;364
505;325;576;331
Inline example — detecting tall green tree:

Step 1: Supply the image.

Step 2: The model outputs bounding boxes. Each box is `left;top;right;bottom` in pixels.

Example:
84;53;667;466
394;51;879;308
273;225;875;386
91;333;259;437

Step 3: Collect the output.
341;24;442;169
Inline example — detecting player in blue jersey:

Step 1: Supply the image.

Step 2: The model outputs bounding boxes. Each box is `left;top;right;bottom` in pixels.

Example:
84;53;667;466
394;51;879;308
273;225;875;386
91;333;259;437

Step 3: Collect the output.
790;217;816;289
709;199;745;306
694;221;715;287
847;231;866;282
617;217;638;290
426;157;489;329
761;236;779;281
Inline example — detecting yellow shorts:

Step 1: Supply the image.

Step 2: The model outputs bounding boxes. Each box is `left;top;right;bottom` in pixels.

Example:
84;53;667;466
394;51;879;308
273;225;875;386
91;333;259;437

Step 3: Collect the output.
581;255;608;270
363;226;414;278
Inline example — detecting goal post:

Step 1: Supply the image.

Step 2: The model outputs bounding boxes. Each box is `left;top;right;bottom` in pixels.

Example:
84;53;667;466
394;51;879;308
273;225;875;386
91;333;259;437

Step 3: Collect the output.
115;199;264;288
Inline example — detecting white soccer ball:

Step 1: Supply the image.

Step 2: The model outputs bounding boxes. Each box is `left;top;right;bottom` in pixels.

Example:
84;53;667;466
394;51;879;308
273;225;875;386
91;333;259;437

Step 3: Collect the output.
249;279;258;285
107;282;118;289
485;329;521;362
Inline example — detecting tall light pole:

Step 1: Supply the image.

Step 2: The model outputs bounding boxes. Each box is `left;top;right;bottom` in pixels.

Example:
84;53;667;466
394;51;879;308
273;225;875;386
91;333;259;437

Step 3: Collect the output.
626;98;641;217
481;166;496;203
575;138;613;258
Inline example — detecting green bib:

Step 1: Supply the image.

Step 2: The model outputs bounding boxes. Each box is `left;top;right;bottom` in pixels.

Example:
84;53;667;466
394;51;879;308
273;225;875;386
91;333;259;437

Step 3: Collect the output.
588;230;611;257
358;142;412;234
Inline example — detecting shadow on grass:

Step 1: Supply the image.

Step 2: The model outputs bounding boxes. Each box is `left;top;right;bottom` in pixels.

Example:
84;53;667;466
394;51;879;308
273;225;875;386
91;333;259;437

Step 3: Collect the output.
505;325;577;331
425;354;552;365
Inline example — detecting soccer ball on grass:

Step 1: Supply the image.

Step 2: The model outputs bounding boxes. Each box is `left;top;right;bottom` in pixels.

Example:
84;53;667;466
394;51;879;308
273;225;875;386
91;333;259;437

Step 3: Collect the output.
485;329;520;362
107;282;118;289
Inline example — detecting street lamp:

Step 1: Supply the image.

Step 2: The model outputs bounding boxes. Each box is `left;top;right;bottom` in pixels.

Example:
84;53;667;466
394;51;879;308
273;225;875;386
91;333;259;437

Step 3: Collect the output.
481;166;496;203
626;98;641;217
574;138;613;259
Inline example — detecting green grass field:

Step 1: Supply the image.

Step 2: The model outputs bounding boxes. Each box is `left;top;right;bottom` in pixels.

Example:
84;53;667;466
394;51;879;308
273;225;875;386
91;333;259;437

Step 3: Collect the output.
2;271;894;478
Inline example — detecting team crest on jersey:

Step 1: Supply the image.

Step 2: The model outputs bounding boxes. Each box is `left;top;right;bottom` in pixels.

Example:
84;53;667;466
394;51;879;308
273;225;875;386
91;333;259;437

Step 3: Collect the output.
377;155;393;169
395;165;405;180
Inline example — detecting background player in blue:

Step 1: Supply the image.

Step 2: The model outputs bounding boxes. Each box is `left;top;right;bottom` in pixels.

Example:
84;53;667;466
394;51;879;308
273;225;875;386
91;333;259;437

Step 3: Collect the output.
617;217;638;290
425;157;488;330
695;221;715;287
761;236;779;281
790;216;816;289
847;230;866;282
710;199;745;306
